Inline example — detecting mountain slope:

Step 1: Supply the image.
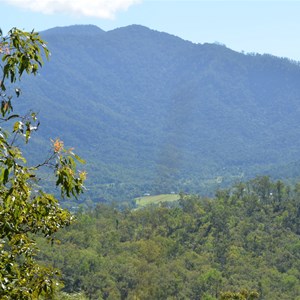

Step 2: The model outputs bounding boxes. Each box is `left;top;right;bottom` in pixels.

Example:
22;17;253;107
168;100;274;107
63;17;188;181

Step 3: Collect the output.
17;24;300;201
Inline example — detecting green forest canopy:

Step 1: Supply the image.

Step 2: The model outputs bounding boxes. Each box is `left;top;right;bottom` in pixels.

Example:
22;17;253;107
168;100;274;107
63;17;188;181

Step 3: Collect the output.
38;176;300;300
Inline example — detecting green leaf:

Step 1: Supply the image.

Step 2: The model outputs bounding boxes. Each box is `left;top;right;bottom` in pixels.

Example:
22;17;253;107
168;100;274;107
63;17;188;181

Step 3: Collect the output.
74;153;86;164
3;168;9;184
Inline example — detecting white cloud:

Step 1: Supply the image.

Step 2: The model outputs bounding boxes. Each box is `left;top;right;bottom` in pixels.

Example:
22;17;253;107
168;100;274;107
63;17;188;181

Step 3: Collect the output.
4;0;142;19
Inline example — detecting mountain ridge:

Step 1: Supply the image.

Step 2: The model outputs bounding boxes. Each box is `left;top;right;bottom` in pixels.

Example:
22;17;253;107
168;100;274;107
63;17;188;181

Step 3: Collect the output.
18;24;300;201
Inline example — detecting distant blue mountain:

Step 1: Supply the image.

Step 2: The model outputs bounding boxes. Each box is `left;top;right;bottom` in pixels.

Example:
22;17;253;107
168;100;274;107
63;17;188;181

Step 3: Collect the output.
19;24;300;201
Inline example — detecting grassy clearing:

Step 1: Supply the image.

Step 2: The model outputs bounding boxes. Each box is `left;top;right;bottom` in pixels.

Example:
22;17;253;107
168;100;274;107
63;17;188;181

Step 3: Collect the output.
135;194;180;208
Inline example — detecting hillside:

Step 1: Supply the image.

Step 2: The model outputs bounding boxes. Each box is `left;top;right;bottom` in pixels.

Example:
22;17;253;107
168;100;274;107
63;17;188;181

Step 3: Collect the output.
16;24;300;202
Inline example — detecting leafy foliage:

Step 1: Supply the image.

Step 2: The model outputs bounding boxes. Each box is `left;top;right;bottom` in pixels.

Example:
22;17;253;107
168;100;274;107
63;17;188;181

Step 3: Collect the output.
0;28;85;299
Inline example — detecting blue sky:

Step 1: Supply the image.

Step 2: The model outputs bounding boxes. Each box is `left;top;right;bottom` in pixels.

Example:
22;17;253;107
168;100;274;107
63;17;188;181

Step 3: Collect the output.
1;1;300;61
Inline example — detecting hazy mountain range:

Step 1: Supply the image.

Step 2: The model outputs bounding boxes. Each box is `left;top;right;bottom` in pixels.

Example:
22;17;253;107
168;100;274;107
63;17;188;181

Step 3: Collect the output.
18;24;300;202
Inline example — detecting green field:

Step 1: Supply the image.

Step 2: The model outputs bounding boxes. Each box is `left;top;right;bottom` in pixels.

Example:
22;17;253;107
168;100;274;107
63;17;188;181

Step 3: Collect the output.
135;194;180;208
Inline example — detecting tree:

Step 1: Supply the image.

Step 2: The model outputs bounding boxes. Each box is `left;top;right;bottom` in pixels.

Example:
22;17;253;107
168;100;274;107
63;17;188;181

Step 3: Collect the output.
0;27;86;299
220;289;259;300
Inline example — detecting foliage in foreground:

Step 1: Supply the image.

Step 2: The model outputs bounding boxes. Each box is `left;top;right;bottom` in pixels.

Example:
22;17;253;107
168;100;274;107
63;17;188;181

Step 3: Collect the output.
38;176;300;299
0;28;85;299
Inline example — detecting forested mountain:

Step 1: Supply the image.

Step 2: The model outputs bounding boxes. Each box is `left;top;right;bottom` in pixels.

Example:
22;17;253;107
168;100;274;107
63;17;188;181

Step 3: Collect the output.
18;24;300;202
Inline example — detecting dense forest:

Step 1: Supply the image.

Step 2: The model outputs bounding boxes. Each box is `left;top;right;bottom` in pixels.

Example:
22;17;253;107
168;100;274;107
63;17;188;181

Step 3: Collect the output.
37;177;300;299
